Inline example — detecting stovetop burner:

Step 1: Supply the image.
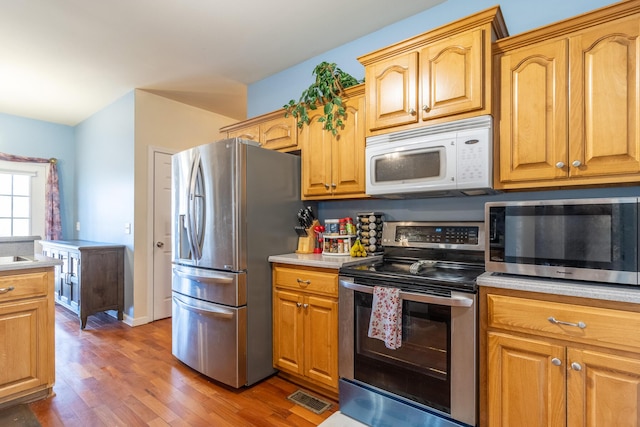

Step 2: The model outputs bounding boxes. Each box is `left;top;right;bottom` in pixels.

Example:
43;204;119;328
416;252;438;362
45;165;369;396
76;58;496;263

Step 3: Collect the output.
339;221;486;294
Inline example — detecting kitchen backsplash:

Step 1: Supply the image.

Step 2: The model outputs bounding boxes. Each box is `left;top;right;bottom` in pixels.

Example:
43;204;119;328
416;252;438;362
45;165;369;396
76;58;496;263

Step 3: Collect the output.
317;185;640;224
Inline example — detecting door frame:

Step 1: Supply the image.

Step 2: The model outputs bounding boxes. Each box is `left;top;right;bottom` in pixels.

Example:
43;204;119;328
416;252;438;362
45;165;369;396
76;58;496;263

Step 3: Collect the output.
146;145;176;322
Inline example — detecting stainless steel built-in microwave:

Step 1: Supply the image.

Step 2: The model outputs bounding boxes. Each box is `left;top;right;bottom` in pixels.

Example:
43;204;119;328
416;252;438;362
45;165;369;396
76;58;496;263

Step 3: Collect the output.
486;197;640;285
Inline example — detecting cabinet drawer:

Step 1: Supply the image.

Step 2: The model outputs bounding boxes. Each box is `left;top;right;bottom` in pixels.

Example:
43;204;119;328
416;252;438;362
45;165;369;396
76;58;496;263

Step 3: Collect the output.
0;272;49;302
487;294;640;350
273;266;337;296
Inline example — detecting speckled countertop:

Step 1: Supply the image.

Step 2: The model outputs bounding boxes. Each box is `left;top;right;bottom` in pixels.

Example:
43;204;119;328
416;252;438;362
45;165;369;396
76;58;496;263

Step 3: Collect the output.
0;254;62;272
478;271;640;304
268;253;382;269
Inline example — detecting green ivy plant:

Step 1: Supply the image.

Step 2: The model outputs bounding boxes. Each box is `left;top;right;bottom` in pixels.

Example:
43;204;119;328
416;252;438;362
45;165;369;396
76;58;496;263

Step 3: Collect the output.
283;62;362;136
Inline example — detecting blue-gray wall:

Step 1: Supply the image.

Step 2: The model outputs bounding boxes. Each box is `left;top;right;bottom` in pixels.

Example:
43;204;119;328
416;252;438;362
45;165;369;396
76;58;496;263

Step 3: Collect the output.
74;91;135;316
247;0;632;224
0;112;75;238
248;0;618;117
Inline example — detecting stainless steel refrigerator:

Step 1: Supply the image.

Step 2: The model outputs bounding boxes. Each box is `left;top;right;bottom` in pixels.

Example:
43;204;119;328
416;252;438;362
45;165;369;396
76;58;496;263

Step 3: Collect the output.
171;138;303;388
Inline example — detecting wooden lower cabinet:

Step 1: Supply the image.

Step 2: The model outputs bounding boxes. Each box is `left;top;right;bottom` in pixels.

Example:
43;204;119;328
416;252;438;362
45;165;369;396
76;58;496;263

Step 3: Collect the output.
0;268;55;408
272;264;339;398
41;240;124;329
481;287;640;427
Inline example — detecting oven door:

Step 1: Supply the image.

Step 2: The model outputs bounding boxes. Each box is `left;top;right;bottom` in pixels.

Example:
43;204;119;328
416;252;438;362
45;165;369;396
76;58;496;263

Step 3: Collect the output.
339;278;476;427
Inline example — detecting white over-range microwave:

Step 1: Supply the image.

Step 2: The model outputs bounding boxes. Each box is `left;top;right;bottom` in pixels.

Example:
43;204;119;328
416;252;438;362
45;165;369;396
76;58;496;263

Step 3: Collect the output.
365;115;495;198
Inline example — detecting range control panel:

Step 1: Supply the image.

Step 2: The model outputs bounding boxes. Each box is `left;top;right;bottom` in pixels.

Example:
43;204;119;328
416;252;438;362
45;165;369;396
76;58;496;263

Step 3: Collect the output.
382;221;485;251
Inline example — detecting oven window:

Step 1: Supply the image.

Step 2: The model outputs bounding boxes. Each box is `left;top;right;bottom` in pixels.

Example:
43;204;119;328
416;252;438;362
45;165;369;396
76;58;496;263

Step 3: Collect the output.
374;148;442;183
353;291;451;414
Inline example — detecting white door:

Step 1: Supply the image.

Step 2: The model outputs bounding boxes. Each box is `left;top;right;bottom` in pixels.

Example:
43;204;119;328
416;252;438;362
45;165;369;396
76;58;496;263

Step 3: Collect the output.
153;151;173;320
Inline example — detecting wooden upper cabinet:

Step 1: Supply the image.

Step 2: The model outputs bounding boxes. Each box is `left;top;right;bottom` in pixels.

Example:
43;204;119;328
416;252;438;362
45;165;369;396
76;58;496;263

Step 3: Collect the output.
421;29;483;120
359;6;507;136
300;84;367;200
570;17;640;178
494;1;640;189
365;52;418;130
498;38;569;183
221;109;298;152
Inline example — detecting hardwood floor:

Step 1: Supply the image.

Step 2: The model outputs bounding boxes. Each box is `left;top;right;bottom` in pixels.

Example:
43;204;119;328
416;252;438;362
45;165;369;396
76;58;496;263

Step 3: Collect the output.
29;305;338;426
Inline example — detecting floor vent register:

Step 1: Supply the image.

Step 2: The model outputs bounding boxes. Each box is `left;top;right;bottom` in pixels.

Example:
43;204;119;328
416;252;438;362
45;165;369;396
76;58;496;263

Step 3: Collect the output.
287;389;332;414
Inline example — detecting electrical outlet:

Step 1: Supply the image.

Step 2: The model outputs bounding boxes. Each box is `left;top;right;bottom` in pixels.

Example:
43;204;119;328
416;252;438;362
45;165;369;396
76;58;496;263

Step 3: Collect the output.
76;221;80;231
124;223;131;234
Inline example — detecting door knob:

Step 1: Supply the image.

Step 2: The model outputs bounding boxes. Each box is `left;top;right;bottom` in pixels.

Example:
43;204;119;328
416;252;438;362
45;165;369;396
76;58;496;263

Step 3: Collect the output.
156;241;164;248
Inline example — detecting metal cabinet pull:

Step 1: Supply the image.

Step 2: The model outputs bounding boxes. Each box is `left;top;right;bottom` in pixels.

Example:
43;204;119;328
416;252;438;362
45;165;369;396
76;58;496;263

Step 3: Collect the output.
555;161;565;169
296;302;302;308
303;303;309;309
548;316;586;329
551;358;562;366
572;160;582;167
296;278;311;285
408;108;416;115
570;362;582;371
422;105;430;112
0;286;15;294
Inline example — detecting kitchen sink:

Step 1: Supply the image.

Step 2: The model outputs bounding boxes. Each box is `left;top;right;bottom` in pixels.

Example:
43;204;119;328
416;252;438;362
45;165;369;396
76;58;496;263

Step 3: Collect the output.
0;256;35;264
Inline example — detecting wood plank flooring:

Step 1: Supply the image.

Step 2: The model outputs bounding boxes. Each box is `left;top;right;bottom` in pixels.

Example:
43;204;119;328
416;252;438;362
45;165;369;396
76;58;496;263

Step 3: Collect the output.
29;305;338;426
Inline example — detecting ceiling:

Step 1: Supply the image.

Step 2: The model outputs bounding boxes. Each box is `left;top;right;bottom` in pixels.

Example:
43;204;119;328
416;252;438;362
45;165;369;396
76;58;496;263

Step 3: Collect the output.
0;0;445;126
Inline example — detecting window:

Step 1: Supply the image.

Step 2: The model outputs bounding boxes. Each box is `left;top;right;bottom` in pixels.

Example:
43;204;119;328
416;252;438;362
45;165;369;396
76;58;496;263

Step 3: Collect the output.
0;161;46;238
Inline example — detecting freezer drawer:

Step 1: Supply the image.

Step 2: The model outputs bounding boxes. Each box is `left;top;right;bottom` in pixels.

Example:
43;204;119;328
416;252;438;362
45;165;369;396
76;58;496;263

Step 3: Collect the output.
171;291;247;387
172;265;246;306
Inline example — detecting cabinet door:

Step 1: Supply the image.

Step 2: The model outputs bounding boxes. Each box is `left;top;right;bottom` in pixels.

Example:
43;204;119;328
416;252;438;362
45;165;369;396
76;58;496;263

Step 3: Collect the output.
0;298;49;399
227;124;260;142
567;348;640;427
365;52;418;131
498;38;569;184
487;332;566;427
569;17;640;178
260;115;298;151
331;92;366;197
273;289;304;375
301;110;333;198
68;250;80;311
304;295;338;389
421;29;483;120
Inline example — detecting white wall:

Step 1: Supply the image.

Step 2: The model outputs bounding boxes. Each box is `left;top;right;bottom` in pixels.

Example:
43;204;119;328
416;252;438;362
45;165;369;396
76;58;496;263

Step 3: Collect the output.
132;89;236;325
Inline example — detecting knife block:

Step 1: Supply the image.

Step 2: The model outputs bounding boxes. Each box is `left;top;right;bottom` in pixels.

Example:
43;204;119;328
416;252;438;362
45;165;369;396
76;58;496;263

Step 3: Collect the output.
296;219;320;254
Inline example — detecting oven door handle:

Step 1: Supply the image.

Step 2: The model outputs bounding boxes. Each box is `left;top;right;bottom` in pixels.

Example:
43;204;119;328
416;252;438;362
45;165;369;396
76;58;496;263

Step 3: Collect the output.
340;281;473;307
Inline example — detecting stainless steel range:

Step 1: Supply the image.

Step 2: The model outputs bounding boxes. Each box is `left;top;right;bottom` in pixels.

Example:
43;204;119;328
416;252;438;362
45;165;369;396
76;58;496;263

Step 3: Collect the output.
338;221;485;427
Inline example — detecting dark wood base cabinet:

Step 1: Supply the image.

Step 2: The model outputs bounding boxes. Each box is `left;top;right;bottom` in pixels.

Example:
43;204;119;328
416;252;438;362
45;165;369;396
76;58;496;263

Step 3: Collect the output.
41;240;125;329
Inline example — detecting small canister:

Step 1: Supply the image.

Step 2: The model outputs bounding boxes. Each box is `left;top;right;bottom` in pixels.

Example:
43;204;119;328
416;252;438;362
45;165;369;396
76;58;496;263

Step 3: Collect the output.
325;219;339;235
339;218;347;235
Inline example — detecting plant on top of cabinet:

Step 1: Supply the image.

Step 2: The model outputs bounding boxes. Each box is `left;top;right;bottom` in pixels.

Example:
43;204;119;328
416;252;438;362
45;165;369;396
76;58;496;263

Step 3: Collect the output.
283;62;362;136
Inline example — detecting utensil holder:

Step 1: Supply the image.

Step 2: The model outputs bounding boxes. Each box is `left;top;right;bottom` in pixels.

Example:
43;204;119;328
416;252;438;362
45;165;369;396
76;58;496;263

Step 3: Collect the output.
295;219;320;254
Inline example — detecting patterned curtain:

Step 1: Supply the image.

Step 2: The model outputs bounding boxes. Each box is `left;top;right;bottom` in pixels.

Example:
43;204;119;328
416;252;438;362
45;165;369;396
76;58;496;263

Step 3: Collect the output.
0;152;62;240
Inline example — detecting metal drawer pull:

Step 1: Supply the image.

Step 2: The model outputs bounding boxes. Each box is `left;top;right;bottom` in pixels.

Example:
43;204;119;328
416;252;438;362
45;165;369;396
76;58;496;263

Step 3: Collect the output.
0;286;15;294
296;278;311;285
547;316;586;329
551;358;562;366
570;362;582;371
296;302;302;308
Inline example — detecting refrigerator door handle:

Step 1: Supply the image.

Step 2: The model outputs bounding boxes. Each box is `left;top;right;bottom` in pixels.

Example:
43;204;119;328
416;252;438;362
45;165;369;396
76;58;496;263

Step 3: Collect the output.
186;152;203;260
172;296;234;319
173;268;234;285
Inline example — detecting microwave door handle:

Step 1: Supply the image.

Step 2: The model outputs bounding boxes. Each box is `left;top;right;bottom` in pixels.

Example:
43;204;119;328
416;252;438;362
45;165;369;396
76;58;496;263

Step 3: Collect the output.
340;281;473;307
